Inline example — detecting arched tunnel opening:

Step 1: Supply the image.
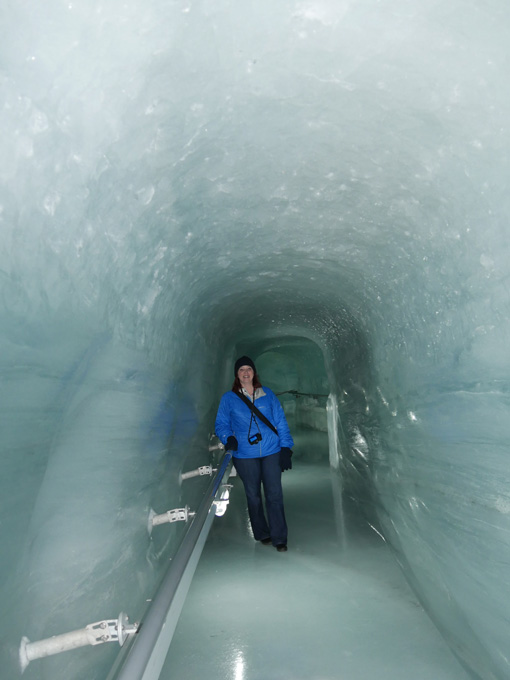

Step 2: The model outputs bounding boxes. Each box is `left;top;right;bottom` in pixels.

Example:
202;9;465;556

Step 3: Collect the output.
1;2;509;679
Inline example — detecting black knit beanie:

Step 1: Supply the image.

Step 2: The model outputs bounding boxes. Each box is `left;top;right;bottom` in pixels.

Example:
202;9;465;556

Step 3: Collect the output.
234;356;256;376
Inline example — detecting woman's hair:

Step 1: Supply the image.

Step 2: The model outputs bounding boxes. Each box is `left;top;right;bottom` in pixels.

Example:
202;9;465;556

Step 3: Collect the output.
232;372;262;392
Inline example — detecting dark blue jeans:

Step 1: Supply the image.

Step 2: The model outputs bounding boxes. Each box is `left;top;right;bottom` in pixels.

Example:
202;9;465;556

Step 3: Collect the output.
233;452;287;546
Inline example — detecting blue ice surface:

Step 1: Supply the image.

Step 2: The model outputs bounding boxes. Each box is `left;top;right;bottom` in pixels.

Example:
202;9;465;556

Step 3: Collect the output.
1;1;510;679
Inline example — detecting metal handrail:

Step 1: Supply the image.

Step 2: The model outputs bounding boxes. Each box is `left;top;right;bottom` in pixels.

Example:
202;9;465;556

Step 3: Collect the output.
107;451;233;680
275;389;328;398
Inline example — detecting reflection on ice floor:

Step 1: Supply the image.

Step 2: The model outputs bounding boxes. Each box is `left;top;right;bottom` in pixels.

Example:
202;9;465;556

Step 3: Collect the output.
160;431;469;680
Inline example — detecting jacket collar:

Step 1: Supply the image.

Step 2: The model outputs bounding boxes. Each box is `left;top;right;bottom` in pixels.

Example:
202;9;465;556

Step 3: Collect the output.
241;386;266;399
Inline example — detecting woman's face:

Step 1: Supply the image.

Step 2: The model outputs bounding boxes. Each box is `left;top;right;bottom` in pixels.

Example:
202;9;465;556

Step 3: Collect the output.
237;365;254;384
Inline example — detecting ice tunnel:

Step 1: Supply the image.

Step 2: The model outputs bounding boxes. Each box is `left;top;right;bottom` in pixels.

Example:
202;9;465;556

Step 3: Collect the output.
1;1;510;679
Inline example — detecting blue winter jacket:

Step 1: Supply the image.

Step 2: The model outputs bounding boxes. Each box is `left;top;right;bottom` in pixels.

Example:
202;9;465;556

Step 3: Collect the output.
215;387;294;459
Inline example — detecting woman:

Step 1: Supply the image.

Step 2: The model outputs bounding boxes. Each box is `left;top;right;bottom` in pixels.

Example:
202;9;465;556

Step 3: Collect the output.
215;356;294;552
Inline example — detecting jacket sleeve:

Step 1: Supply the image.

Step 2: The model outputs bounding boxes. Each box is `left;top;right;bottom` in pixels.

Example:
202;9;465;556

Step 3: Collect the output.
215;393;234;445
269;390;294;449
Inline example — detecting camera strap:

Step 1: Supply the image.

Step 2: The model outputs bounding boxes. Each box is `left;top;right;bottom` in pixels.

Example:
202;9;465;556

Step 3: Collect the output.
235;391;279;436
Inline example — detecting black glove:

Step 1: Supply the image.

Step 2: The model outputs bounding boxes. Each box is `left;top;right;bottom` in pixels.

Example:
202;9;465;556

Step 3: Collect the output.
225;436;238;452
279;447;293;471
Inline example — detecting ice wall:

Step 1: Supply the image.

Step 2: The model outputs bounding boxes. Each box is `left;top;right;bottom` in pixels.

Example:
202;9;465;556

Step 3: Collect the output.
1;1;510;679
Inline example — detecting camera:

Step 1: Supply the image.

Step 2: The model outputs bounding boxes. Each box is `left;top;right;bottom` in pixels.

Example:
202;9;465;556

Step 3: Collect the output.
248;433;262;445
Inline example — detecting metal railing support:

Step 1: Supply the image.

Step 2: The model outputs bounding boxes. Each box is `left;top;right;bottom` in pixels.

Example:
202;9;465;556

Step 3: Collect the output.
107;451;233;680
19;613;137;672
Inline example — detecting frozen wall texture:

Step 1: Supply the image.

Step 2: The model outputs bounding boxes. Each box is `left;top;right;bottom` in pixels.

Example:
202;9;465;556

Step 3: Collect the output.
1;1;509;679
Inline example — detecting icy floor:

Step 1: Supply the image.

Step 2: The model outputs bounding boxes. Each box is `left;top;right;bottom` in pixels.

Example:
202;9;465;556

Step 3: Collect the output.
159;430;469;680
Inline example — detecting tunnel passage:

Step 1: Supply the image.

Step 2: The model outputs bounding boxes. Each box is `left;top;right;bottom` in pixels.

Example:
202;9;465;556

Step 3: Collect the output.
2;1;510;680
241;336;330;430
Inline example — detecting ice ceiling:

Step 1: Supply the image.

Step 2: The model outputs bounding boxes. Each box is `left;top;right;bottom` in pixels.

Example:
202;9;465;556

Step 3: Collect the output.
1;1;510;679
